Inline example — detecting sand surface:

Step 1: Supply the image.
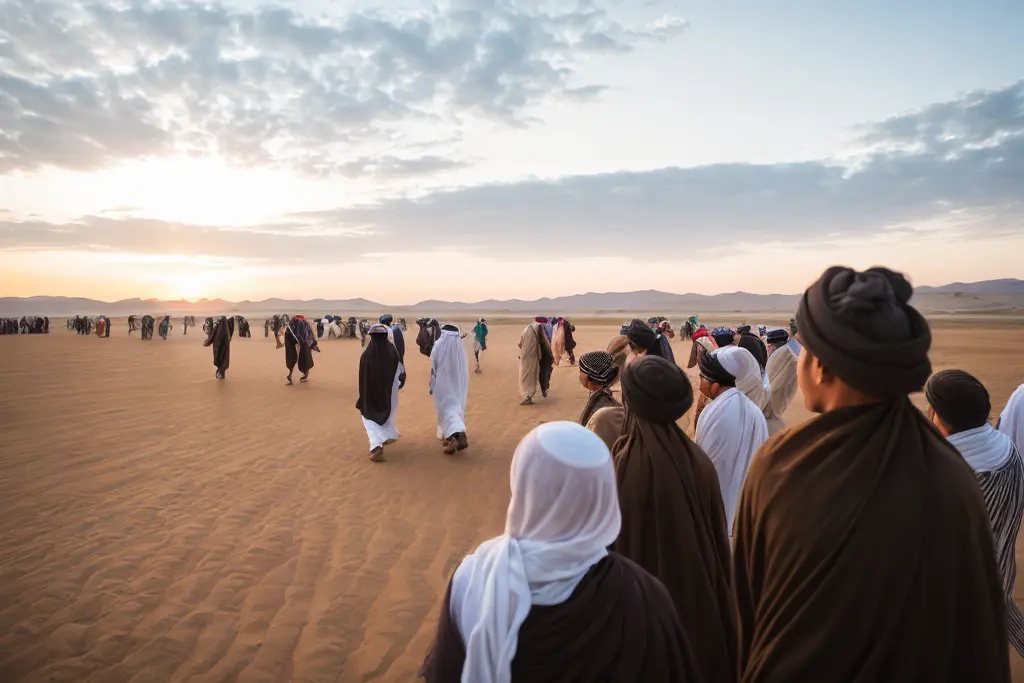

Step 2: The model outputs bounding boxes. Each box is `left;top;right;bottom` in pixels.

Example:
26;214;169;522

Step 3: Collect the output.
2;320;1024;682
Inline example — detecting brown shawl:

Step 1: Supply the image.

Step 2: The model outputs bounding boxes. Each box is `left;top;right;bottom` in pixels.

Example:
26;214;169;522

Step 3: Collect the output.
613;356;737;683
579;387;619;428
733;399;1010;682
419;552;701;683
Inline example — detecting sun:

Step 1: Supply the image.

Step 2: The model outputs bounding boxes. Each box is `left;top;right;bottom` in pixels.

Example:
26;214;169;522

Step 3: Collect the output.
174;275;207;301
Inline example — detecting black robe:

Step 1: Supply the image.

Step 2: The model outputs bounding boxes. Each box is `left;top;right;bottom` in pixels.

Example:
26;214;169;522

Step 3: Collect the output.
357;335;400;425
203;317;231;374
420;552;701;683
737;332;767;372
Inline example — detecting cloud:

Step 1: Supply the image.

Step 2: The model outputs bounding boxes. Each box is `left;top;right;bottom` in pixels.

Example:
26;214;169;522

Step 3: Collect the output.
0;0;687;175
2;80;1021;262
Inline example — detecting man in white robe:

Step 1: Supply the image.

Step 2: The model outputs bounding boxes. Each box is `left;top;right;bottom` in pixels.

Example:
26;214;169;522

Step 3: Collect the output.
431;325;470;454
1000;383;1024;451
763;328;799;434
695;347;769;535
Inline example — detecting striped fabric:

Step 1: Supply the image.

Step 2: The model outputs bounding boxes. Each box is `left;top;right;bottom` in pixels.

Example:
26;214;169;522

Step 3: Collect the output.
976;446;1024;656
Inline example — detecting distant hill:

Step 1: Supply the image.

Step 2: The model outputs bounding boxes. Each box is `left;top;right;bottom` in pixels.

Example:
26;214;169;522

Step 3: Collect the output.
3;279;1022;316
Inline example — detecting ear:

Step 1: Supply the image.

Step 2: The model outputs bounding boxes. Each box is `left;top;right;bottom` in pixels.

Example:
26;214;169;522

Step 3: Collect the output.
814;355;834;386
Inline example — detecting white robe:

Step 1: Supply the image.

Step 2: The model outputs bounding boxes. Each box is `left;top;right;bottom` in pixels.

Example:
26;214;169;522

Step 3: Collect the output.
1000;384;1024;452
431;329;470;440
695;387;769;535
764;345;799;434
715;345;771;413
361;366;402;450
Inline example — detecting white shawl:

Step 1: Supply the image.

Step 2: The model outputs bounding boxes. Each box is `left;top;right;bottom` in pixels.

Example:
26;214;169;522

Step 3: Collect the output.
764;344;799;435
449;422;620;683
715;346;771;413
950;424;1016;474
431;328;470;440
999;384;1024;453
695;387;769;535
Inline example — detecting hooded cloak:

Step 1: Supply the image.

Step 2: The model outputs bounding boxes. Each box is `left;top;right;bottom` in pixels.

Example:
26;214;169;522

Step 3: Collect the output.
733;266;1008;683
421;422;699;683
357;327;401;425
612;356;737;683
715;346;771;413
203;316;231;374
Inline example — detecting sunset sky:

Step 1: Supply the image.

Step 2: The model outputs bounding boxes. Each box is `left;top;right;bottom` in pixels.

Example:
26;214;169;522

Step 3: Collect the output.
1;0;1022;304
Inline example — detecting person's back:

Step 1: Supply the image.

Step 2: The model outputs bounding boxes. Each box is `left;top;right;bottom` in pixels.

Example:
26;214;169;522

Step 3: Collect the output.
733;266;1008;683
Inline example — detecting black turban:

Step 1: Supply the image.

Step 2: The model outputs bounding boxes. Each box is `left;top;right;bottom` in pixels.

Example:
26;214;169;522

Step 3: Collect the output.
379;314;394;325
925;369;991;433
621;355;693;422
579;351;619;386
766;329;789;344
626;321;659;353
698;350;736;387
737;325;752;334
796;266;931;397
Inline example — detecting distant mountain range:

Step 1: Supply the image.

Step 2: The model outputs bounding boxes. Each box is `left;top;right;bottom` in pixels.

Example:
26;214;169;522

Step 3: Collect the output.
2;279;1022;317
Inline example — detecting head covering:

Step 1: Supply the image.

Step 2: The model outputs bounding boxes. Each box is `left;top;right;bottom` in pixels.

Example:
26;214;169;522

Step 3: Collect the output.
737;331;768;372
796;266;931;397
698;350;736;387
478;318;486;323
358;330;401;425
379;314;394;325
626;321;659;354
579;351;619;386
711;326;735;348
535;316;549;324
737;325;751;334
692;325;709;341
715;346;770;411
451;422;619;683
606;336;630;376
766;329;790;345
926;370;991;433
620;355;693;423
369;323;389;335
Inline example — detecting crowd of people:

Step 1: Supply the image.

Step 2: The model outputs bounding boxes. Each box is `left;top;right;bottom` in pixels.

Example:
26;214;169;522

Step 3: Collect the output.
1;316;48;334
419;265;1024;683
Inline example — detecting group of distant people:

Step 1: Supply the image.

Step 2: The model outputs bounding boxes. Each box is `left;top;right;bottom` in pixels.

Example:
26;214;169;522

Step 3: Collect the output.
0;316;48;334
419;265;1024;683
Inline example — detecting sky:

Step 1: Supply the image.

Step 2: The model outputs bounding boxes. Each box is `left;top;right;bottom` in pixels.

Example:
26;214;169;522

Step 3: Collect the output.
0;0;1022;304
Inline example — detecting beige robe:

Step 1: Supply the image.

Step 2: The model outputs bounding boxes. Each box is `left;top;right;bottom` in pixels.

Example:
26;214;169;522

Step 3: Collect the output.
764;345;799;435
518;323;541;399
551;323;566;365
586;405;625;451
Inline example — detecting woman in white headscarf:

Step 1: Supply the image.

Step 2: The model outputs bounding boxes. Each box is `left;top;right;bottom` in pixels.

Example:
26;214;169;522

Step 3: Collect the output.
715;345;771;413
420;422;699;683
432;324;470;454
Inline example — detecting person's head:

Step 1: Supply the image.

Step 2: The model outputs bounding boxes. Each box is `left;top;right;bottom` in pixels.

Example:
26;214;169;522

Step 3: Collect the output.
607;335;633;373
925;370;991;437
368;323;390;346
626;320;658;356
711;326;736;348
765;328;789;354
578;350;619;391
698;348;737;400
621;355;693;423
379;314;393;325
737;324;752;335
658;320;675;339
796;266;931;414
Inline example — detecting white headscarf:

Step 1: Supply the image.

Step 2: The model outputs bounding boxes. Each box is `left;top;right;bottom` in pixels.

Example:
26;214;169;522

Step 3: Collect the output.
431;327;470;439
715;345;771;412
449;422;620;683
948;424;1016;474
999;383;1024;453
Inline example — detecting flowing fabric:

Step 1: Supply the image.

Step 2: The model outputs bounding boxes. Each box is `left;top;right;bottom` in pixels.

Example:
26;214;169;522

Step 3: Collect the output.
551;322;566;365
950;428;1024;657
586;406;624;451
695;387;769;535
203;316;231;374
517;323;552;399
357;331;401;426
734;401;1010;682
737;332;767;372
432;329;470;439
998;384;1024;450
764;345;798;435
715;346;770;413
579;388;619;429
421;422;645;683
285;320;318;374
613;356;737;683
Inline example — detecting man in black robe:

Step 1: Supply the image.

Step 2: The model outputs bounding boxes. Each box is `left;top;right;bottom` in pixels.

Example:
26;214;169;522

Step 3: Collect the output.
203;316;231;379
283;315;320;385
733;266;1009;682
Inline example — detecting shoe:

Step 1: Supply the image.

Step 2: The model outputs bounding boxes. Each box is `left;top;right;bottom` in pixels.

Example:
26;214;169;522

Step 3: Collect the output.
520;396;534;406
541;390;548;398
456;433;468;451
442;437;457;455
369;447;385;462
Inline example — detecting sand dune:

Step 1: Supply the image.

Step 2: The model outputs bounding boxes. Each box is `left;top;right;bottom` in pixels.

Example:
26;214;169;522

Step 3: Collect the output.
1;320;1023;681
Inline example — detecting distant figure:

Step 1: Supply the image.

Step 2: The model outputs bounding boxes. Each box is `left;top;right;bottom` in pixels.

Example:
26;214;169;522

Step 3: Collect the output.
183;315;192;336
577;351;622;450
736;326;768;374
625;320;664;360
763;329;799;434
416;318;442;357
656;320;676;364
471;318;488;373
734;266;1008;682
380;314;405;363
158;315;171;340
710;326;736;349
283;315;320;385
316;318;325;339
264;318;271;338
140;315;155;340
357;325;402;462
927;370;1024;656
95;315;110;338
203;316;231;379
431;325;470;454
128;315;137;335
518;318;554;406
419;422;698;683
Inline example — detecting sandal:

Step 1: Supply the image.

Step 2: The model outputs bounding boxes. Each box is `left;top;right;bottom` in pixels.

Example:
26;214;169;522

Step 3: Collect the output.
369;447;385;462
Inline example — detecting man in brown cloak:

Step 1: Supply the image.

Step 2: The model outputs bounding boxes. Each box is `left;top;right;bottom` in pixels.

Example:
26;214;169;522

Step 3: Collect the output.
613;355;737;683
733;266;1009;682
203;316;231;380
